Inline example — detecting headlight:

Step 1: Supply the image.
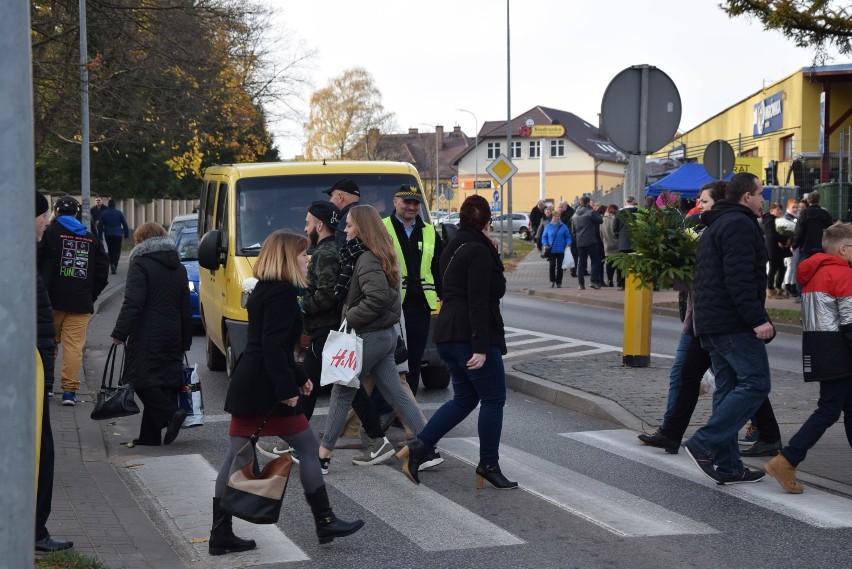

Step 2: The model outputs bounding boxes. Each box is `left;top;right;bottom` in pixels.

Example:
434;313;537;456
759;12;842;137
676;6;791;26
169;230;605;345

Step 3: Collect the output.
188;281;196;293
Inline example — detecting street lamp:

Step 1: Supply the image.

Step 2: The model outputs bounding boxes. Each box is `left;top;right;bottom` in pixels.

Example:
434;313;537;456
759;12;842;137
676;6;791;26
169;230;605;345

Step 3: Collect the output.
419;123;440;206
456;108;479;193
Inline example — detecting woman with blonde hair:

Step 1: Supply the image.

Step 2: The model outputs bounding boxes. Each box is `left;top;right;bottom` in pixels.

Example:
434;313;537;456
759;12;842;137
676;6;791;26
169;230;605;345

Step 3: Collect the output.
111;221;193;447
318;205;438;474
212;230;363;555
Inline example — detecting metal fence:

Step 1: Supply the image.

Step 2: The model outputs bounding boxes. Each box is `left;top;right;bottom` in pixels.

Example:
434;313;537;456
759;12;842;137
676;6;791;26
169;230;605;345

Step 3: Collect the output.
51;196;197;231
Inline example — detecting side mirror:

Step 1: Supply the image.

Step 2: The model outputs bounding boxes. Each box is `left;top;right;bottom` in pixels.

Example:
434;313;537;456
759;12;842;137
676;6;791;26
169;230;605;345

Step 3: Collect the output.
198;230;224;270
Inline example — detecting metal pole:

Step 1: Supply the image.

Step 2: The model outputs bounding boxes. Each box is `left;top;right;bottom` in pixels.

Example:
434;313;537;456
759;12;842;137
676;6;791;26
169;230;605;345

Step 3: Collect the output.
435;128;440;202
456;109;479;191
79;0;91;228
1;1;37;565
506;0;513;256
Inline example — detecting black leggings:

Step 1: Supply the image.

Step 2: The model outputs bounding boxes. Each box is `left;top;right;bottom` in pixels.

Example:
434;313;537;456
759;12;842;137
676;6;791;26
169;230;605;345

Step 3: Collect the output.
215;428;324;497
767;258;786;290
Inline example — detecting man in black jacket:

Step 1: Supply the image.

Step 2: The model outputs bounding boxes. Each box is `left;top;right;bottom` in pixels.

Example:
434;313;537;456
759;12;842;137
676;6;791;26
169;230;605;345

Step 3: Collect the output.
682;173;774;485
792;190;833;261
38;196;109;406
34;191;73;552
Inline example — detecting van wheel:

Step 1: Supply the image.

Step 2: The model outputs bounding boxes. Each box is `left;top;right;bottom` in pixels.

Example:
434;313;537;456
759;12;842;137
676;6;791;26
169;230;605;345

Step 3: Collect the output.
206;331;226;371
225;337;237;380
421;366;450;390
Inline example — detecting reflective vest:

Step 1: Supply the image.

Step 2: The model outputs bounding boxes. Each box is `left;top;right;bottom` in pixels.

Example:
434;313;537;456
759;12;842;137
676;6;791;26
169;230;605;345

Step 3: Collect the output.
383;216;438;310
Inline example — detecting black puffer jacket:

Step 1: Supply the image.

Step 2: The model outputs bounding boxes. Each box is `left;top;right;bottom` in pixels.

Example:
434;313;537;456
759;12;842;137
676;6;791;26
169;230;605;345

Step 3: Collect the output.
36;274;55;388
693;201;769;335
111;237;192;390
792;204;833;255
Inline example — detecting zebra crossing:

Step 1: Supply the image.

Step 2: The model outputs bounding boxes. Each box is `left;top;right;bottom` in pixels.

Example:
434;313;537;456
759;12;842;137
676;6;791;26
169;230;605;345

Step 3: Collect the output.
126;429;852;566
503;327;674;360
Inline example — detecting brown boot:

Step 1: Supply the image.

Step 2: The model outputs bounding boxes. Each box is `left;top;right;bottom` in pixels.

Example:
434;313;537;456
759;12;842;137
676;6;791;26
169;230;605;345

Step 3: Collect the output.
764;454;804;494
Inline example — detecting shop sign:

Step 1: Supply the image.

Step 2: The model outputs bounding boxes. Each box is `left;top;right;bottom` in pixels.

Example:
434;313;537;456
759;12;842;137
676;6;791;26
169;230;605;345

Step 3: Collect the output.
753;91;784;137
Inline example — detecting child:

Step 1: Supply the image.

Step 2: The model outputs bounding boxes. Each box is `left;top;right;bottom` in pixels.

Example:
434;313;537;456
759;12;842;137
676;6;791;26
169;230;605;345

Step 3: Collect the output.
764;222;852;493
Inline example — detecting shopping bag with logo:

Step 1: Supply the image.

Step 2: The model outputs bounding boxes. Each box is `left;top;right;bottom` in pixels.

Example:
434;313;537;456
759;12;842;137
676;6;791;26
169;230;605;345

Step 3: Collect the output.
91;344;140;421
220;403;293;524
320;319;362;388
178;356;204;427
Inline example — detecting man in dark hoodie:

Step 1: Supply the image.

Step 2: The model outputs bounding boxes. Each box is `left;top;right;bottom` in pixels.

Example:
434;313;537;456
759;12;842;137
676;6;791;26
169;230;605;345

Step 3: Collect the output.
683;172;774;485
570;196;604;289
39;196;109;406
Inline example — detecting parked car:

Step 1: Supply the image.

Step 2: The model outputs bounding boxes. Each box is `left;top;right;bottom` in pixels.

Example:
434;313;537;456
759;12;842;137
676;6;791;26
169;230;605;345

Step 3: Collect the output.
491;212;532;238
430;211;450;227
175;227;200;326
438;212;460;227
168;212;198;242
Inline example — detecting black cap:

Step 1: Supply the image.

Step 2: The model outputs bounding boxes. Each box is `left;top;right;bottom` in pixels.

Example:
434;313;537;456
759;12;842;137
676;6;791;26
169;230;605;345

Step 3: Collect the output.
394;184;423;203
323;178;360;197
307;201;340;229
54;196;80;215
36;192;49;217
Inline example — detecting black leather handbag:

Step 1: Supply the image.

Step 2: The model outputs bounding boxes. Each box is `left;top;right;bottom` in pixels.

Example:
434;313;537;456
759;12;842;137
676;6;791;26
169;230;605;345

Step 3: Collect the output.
91;344;140;421
394;334;408;365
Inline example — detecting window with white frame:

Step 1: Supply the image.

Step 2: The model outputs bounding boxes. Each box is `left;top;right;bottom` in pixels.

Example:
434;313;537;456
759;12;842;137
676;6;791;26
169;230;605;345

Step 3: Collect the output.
550;139;565;157
510;141;522;159
487;142;501;159
529;140;540;158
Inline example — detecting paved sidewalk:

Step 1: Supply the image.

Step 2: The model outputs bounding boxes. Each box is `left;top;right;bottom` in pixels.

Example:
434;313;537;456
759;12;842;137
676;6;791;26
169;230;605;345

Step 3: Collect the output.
503;247;852;495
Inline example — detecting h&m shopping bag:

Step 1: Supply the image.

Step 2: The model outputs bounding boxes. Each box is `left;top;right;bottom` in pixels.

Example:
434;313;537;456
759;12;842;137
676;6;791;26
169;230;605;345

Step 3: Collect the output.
320;319;362;388
179;358;204;427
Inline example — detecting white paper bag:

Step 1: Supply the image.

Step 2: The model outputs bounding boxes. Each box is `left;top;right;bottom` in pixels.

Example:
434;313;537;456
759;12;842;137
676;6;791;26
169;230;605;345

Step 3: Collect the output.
320;319;362;388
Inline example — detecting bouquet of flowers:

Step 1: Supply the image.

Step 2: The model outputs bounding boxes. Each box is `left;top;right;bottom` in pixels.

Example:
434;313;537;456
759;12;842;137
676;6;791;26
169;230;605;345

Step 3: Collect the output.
775;216;795;238
606;191;699;290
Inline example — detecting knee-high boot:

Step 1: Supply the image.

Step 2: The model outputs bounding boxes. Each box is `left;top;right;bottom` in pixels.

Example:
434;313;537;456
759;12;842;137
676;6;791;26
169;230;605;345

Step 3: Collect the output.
304;485;364;544
209;497;257;556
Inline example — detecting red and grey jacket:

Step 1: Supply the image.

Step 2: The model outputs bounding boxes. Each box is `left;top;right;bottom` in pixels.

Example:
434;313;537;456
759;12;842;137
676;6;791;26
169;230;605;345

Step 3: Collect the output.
798;253;852;381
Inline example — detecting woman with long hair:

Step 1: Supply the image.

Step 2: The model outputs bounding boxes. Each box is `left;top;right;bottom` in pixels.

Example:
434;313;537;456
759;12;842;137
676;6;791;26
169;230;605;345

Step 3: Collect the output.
318;205;438;473
111;222;192;447
397;194;517;490
212;231;363;555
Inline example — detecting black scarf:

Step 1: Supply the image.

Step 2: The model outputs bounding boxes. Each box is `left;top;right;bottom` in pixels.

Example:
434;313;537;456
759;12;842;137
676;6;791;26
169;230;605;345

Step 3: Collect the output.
335;237;369;301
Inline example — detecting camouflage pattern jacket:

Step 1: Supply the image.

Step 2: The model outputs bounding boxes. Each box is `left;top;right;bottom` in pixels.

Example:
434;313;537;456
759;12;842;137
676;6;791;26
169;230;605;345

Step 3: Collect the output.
302;236;342;336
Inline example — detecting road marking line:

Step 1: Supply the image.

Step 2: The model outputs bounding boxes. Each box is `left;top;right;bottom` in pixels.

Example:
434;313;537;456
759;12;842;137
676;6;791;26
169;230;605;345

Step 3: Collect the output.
504;344;583;359
504;327;674;359
506;337;580;347
437;437;717;537
562;429;852;528
329;452;524;551
128;454;309;566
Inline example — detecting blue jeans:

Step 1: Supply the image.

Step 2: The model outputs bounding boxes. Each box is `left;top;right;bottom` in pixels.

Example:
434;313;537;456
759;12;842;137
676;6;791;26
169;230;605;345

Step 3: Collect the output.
418;343;507;463
662;332;692;428
687;332;771;477
577;245;602;286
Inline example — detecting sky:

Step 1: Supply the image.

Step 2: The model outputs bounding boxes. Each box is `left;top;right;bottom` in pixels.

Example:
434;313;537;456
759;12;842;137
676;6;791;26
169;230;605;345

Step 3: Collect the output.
265;0;832;159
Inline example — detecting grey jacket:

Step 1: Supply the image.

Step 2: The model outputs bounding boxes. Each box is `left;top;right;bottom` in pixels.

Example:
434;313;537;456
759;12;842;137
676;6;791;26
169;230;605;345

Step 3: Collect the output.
570;205;603;248
343;251;401;332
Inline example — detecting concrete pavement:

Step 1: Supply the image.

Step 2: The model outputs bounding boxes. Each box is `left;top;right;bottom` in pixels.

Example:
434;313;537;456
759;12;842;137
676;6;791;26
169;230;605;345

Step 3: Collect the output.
43;244;851;567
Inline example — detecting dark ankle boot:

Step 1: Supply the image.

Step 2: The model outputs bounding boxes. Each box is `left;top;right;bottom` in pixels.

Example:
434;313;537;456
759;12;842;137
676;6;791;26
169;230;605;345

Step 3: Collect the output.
475;462;518;489
396;438;427;484
304;486;364;544
209;497;256;556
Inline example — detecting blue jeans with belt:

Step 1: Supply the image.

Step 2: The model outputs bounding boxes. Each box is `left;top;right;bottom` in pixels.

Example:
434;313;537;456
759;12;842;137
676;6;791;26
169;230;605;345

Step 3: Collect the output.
418;343;506;463
687;332;771;477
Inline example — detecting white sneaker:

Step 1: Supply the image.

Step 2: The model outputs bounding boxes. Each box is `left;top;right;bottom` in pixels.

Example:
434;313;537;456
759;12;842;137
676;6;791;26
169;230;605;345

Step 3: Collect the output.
351;437;394;466
419;449;445;471
256;440;300;464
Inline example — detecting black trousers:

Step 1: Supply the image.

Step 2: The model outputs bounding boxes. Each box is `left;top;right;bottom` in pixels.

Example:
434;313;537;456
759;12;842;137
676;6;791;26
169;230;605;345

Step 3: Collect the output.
767;257;786;290
371;302;430;415
105;236;123;268
548;253;565;285
135;385;180;445
35;392;54;541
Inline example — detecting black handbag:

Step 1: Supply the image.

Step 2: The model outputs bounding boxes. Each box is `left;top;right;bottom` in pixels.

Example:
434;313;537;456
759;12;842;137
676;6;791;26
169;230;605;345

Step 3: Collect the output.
394;334;408;364
91;344;140;421
220;403;293;524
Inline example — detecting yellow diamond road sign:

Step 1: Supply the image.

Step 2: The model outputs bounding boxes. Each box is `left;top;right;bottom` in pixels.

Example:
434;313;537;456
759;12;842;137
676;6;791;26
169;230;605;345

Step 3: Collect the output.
486;154;517;186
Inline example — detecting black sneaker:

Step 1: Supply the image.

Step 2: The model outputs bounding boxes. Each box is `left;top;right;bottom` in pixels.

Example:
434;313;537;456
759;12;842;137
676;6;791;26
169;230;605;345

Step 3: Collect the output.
718;468;765;485
740;439;782;457
682;440;723;483
319;456;331;475
418;448;445;471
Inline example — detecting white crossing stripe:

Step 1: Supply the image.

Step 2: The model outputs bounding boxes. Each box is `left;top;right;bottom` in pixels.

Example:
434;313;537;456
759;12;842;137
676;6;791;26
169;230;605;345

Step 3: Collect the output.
504;326;674;359
562;429;852;528
503;343;584;359
203;401;447;424
329;451;524;551
127;454;309;566
437;437;717;537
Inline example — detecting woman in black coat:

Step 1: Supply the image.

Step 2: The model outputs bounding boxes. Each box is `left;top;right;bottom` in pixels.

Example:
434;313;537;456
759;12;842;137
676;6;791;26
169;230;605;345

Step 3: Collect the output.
111;222;192;446
397;194;517;489
211;230;362;556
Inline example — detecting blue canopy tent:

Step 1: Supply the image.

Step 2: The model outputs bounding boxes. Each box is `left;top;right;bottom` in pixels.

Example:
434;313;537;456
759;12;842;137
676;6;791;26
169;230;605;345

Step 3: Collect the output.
645;164;734;199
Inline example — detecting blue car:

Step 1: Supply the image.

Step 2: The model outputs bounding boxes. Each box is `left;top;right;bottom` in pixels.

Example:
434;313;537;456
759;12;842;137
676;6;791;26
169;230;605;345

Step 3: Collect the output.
175;228;200;324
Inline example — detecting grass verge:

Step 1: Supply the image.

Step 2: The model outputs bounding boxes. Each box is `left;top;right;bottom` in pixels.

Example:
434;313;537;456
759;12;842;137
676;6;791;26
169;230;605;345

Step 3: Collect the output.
503;238;534;272
36;550;108;569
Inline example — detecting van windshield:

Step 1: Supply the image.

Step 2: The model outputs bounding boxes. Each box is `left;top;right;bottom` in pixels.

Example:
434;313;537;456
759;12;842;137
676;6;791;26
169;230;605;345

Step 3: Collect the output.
236;173;425;254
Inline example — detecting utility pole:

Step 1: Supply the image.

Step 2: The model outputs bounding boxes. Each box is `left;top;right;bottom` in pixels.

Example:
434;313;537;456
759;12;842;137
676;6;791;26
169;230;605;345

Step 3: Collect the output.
1;1;38;565
79;0;92;228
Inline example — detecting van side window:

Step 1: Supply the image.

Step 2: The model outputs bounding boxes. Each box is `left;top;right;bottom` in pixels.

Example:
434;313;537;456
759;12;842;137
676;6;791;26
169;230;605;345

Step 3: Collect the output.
204;181;217;232
218;189;229;249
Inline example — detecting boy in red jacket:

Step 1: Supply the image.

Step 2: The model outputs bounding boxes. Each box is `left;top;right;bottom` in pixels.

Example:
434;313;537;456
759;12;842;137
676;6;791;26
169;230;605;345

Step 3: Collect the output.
765;222;852;493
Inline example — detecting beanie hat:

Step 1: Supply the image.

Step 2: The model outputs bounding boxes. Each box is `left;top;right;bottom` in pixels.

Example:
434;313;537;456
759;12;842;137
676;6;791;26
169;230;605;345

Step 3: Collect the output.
36;192;49;217
54;196;81;216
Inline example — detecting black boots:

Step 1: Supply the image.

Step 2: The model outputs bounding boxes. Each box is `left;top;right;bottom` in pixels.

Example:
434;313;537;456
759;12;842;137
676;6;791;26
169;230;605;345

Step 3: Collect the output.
475;462;518;489
305;486;364;544
396;438;427;484
637;431;680;454
209;497;256;556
